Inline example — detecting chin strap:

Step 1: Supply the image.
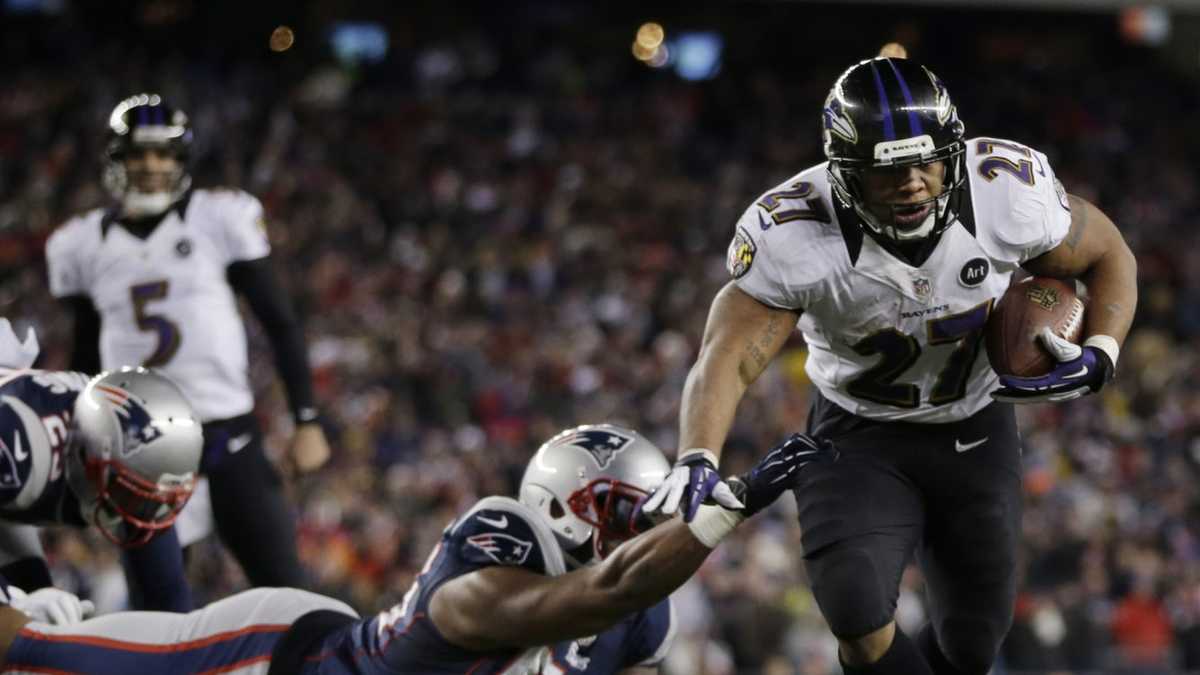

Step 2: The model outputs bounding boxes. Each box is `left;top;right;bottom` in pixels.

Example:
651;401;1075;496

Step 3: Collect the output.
122;191;175;217
116;174;191;218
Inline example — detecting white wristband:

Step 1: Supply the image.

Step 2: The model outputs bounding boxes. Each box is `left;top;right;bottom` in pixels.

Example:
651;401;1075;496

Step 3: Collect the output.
1083;335;1119;370
679;448;719;466
687;504;745;548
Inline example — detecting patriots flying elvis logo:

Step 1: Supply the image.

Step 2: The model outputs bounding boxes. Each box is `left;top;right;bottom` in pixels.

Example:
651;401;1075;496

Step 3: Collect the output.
466;532;534;566
95;384;164;457
552;428;634;469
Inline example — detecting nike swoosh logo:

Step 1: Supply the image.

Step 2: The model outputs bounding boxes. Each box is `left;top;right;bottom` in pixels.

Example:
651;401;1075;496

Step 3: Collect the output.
477;514;508;529
228;433;253;454
955;437;988;453
1062;366;1089;380
11;434;26;462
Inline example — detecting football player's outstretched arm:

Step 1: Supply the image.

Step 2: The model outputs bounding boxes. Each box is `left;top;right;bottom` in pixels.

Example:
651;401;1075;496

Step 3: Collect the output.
430;433;834;652
431;517;710;650
1022;195;1137;347
678;282;799;461
0;605;30;663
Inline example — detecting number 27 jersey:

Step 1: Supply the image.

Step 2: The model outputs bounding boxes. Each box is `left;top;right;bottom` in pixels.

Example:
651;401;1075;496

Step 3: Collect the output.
730;138;1072;423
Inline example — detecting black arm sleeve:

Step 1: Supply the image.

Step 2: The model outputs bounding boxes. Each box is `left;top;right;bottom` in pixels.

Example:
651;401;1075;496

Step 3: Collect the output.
227;257;318;423
0;557;53;592
61;296;102;375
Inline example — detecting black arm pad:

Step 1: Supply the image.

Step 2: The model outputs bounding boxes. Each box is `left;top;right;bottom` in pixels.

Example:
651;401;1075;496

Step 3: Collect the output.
60;296;102;375
226;257;318;423
0;557;53;592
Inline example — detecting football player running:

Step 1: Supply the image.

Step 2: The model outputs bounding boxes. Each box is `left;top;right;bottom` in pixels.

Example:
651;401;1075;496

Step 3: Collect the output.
44;94;328;593
645;56;1137;675
0;321;202;613
0;424;836;674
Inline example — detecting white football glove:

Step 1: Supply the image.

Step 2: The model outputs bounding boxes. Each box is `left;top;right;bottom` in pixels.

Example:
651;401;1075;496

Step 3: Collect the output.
642;449;744;522
991;327;1114;404
6;586;95;625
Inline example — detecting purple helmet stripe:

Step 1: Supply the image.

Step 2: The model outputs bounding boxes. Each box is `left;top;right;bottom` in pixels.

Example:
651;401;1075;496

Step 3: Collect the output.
868;61;895;141
886;59;924;136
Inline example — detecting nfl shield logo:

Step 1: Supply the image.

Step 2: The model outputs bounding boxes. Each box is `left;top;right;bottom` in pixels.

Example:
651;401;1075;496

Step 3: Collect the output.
912;276;932;301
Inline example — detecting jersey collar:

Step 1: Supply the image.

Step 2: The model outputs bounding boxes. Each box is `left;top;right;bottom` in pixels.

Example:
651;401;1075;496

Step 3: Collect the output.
833;180;976;268
101;189;194;239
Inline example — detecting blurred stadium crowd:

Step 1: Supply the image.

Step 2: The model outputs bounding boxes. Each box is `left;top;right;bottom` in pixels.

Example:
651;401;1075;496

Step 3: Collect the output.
1;3;1199;674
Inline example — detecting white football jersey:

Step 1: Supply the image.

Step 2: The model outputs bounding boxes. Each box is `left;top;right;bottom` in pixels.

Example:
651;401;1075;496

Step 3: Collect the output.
730;137;1072;422
45;189;271;421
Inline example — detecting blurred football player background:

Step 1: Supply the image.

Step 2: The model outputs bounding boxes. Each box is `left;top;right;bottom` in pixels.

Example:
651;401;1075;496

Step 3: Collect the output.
0;1;1198;673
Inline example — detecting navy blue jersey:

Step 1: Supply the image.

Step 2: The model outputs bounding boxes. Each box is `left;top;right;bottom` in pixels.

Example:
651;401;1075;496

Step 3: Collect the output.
0;368;193;612
302;496;675;674
0;369;89;526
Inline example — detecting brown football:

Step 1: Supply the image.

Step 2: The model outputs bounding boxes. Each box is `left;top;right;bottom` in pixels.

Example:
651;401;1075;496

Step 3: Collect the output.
985;277;1085;377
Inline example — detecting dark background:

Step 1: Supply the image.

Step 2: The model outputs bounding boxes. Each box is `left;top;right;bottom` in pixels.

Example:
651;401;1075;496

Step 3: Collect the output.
2;1;1199;673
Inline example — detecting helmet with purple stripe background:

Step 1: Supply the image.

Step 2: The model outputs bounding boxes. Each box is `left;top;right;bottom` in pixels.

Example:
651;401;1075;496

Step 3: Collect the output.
823;57;967;242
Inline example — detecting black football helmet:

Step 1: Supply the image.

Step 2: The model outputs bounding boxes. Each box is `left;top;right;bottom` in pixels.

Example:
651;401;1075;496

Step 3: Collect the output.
102;93;193;217
822;58;967;242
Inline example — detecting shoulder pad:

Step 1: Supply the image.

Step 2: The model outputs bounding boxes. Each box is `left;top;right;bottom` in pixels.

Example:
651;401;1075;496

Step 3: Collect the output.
46;211;102;252
190;189;270;262
45;211;104;298
192;187;263;218
193;186;257;203
730;165;843;308
0;396;55;510
451;496;566;576
966;138;1070;263
195;186;268;223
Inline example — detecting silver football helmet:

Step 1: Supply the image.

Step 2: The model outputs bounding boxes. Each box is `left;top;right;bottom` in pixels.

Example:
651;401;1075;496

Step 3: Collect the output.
519;424;669;567
65;367;202;547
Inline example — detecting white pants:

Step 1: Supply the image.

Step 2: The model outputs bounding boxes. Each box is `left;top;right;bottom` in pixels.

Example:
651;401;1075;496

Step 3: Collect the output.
4;587;358;674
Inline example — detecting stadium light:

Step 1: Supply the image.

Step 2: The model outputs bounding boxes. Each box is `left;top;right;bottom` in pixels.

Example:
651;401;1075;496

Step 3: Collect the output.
270;26;295;52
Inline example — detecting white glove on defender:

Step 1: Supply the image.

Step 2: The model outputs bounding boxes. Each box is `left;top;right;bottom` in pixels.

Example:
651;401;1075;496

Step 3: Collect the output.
6;586;95;625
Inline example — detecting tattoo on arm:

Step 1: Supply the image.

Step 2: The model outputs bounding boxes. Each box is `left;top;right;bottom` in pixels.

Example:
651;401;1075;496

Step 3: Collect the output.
1103;302;1122;316
742;312;784;379
1066;195;1089;250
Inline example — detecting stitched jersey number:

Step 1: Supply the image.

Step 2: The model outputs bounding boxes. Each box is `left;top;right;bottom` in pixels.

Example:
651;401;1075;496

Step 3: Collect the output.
129;280;181;367
847;328;921;407
756;181;832;225
846;300;993;408
976;139;1036;186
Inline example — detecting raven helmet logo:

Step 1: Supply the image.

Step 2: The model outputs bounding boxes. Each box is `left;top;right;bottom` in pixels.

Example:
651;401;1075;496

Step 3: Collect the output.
551;428;634;469
822;92;858;144
466;532;534;566
923;66;956;126
95;385;164;457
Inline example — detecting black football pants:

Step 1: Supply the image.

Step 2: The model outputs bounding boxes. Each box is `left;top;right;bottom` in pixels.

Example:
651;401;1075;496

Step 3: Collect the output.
201;413;308;589
798;394;1022;675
